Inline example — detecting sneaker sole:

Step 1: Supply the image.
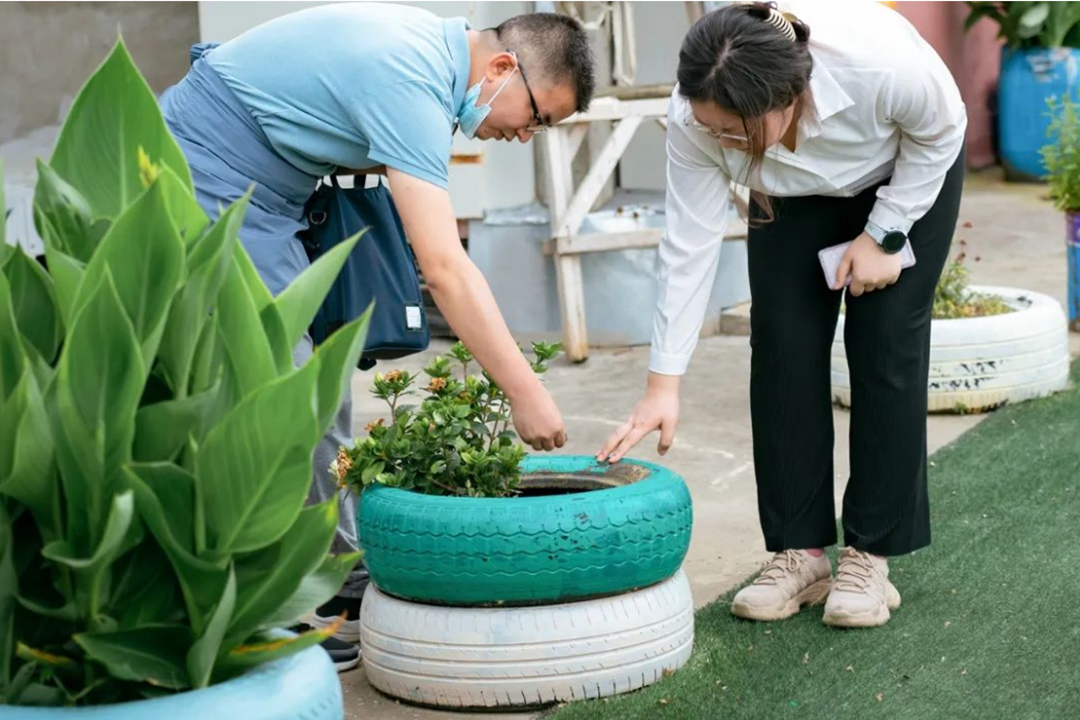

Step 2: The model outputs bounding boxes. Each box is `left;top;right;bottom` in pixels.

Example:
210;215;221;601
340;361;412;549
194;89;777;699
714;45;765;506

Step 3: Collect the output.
334;654;361;673
731;577;832;622
822;584;902;629
311;614;362;644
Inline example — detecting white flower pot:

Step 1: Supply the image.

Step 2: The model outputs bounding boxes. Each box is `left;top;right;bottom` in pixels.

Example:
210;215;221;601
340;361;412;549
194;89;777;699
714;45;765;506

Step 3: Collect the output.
832;286;1071;413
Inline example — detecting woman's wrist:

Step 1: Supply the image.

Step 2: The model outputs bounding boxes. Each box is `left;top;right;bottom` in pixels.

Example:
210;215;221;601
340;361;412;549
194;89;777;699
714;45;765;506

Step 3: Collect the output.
646;371;682;395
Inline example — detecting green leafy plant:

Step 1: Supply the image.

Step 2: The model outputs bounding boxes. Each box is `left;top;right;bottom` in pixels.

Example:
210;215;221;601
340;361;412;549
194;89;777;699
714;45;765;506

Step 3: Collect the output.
0;41;372;706
339;341;561;498
933;241;1013;319
965;2;1080;49
1041;91;1080;212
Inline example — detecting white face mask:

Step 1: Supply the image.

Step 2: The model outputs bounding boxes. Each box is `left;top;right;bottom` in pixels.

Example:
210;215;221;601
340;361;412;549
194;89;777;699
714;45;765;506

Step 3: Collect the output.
456;67;517;139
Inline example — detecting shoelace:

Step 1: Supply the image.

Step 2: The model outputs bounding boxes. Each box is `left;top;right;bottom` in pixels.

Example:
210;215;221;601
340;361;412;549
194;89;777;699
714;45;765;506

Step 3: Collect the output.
752;550;803;586
833;548;877;593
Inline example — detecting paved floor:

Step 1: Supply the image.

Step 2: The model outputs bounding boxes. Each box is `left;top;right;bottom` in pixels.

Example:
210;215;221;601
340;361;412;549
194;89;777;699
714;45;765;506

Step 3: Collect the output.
339;170;1080;719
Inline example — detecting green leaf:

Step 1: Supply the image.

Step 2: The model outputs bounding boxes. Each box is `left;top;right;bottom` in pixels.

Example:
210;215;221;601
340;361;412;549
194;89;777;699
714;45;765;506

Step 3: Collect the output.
122;465;228;635
1018;2;1050;37
215;253;277;399
198;360;322;553
158;196;246;396
227;501;338;647
73;179;184;363
54;271;144;548
109;542;180;628
0;369;57;532
273;232;361;349
0;272;28;404
75;624;192;690
32;160;97;262
133;383;219;463
5;245;62;363
0;159;6;261
41;233;86;328
16;594;79;622
41;491;139;627
0;504;17;688
313;305;372;432
260;302;294;377
363;461;385;484
232;240;273;312
187;564;236;689
259;552;361;630
158;164;208;244
49;40;192;223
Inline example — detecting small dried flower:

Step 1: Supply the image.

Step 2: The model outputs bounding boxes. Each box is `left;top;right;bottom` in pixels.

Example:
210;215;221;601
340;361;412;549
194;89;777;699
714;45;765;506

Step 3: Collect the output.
428;377;448;392
333;448;352;487
365;418;385;433
384;370;403;382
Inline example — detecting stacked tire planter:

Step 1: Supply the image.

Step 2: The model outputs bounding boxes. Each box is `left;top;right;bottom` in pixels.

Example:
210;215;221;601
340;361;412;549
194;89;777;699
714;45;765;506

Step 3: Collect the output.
832;287;1071;413
357;455;695;709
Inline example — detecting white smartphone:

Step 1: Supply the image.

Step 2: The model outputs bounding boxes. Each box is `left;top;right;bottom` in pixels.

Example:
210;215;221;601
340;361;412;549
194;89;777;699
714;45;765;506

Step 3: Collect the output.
818;239;916;289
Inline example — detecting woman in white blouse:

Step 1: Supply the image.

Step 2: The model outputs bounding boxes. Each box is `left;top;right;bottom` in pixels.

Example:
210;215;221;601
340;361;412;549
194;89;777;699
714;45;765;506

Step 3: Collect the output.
598;1;967;628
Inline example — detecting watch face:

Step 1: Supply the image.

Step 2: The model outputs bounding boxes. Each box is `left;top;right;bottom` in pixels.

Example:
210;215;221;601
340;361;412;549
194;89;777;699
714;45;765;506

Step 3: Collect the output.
882;230;907;254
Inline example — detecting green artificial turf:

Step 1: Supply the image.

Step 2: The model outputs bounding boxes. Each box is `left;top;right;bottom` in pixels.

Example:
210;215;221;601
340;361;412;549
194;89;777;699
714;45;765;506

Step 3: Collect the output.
547;360;1080;720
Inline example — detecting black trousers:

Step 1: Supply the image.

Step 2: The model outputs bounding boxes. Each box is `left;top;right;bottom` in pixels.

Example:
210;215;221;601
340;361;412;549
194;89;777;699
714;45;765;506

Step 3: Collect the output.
747;152;965;557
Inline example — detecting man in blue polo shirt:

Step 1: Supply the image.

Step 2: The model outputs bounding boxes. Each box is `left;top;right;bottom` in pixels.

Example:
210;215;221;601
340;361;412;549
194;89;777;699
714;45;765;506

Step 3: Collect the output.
161;3;595;671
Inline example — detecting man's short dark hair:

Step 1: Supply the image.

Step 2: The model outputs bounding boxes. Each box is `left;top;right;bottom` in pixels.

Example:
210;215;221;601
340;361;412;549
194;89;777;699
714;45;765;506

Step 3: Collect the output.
493;13;596;114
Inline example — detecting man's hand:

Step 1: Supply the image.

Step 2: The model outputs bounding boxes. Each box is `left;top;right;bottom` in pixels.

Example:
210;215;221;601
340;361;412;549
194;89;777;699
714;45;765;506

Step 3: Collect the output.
387;167;568;452
509;385;568;452
834;232;902;297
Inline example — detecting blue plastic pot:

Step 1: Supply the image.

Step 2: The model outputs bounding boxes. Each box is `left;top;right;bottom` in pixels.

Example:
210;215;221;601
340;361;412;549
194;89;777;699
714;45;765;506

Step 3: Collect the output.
999;47;1080;181
1;644;341;720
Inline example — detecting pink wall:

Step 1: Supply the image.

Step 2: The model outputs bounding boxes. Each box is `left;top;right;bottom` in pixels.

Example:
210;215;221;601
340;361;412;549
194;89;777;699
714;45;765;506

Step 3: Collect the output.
897;2;1003;169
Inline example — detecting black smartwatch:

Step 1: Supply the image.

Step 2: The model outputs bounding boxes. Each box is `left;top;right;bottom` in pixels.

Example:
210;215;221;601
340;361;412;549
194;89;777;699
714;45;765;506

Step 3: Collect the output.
865;220;907;254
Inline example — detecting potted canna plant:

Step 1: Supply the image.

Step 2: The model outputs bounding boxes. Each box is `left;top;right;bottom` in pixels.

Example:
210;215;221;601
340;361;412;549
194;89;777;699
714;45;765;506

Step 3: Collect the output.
0;41;371;717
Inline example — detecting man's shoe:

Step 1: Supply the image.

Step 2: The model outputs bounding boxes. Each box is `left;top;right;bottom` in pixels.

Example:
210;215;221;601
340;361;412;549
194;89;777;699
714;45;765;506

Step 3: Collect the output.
310;595;362;643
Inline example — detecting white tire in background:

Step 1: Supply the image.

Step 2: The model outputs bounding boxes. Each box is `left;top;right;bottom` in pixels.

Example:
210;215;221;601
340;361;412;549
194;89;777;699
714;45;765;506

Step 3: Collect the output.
833;287;1071;412
360;570;694;709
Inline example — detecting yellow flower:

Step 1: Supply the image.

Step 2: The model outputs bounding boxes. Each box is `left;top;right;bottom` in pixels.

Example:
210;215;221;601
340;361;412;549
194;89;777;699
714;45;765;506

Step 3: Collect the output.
384;370;403;382
428;377;447;392
138;147;160;188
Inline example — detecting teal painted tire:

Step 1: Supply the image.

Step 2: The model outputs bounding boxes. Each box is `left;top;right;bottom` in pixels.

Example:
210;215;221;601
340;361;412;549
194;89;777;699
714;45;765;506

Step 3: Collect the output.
357;456;692;606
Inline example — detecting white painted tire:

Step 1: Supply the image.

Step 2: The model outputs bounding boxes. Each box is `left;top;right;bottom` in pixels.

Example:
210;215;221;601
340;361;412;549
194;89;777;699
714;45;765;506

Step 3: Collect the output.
833;286;1071;412
359;570;694;709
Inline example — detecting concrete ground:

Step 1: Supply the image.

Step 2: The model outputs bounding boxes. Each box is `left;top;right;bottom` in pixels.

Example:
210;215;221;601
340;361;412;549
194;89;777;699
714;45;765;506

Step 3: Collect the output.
339;169;1080;720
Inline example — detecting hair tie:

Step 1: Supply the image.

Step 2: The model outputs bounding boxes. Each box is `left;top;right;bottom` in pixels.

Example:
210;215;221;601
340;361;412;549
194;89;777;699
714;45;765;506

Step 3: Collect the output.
765;7;797;42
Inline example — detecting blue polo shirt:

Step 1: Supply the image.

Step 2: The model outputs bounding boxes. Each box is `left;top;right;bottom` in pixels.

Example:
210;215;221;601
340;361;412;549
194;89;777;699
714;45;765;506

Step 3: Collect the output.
206;2;471;188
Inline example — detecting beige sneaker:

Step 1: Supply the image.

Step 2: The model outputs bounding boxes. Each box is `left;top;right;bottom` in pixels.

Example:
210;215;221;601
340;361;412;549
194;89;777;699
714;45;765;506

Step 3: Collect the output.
730;550;832;621
822;547;901;628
